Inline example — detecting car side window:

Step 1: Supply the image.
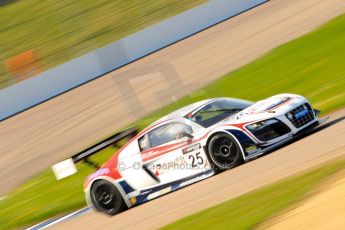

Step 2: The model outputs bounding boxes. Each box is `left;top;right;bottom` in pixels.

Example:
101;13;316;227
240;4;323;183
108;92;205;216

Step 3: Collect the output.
139;122;192;150
138;134;150;151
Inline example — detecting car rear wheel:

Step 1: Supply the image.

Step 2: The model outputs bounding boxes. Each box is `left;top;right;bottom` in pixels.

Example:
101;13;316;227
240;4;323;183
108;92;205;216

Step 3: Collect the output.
90;180;127;215
207;133;243;172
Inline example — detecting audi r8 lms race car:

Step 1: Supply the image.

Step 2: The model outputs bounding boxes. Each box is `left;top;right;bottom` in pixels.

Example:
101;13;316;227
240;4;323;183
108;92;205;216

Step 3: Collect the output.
84;93;326;215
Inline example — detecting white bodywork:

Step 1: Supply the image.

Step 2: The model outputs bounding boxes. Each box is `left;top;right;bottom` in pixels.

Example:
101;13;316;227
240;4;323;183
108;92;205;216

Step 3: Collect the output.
118;94;316;190
85;94;320;209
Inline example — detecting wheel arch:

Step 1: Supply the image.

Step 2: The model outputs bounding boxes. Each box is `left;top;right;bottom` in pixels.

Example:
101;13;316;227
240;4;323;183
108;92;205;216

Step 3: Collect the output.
205;130;246;160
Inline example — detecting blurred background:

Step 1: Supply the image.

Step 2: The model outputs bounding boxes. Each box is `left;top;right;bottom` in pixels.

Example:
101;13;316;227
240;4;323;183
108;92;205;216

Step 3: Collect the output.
0;0;204;89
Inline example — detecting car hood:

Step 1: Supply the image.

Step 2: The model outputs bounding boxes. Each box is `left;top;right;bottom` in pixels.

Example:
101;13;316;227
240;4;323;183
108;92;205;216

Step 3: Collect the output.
219;94;305;125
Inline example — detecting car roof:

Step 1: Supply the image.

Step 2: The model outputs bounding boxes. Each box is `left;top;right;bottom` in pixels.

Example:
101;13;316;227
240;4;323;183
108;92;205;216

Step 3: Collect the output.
152;99;214;125
153;97;254;123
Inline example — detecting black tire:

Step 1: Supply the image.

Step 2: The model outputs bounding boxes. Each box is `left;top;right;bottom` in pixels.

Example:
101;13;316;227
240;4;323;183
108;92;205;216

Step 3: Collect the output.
207;133;243;172
90;180;127;216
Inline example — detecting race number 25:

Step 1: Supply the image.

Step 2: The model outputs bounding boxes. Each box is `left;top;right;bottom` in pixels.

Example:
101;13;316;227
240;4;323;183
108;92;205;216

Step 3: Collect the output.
188;152;204;167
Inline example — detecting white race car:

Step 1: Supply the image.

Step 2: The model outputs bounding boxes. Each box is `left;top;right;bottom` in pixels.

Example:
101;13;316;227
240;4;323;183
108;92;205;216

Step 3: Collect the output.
84;94;324;215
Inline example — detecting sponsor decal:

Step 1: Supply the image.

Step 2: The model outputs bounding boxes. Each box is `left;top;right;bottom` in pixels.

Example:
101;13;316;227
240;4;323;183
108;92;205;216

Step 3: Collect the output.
245;145;258;154
179;175;207;187
127;191;141;198
147;187;172;200
182;143;201;154
294;109;309;119
150;156;187;176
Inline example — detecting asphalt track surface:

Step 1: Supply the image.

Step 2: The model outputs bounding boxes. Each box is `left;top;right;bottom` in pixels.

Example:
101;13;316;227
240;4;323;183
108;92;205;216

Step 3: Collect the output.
1;0;345;195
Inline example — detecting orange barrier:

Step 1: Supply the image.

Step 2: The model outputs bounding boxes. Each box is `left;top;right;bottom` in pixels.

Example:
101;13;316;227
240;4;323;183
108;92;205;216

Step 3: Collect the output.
5;49;41;83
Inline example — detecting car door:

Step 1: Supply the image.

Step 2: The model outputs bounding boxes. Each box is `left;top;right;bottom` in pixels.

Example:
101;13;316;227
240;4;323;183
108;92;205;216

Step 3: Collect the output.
139;120;210;186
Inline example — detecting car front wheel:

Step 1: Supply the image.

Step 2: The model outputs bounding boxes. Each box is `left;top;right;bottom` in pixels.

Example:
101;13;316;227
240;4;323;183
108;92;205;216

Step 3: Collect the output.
207;133;243;172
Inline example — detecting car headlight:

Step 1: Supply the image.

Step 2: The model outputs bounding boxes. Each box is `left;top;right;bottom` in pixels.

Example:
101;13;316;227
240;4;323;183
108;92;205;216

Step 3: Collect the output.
246;119;291;141
286;112;294;120
246;119;279;131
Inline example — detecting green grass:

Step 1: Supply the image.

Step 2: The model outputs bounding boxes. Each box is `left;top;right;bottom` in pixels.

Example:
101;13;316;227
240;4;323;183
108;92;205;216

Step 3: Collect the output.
0;146;116;229
1;9;345;230
0;0;205;88
161;159;345;230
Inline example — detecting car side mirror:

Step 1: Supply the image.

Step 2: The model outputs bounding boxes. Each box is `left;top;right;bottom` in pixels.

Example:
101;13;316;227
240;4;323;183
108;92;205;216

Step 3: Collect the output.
180;131;194;139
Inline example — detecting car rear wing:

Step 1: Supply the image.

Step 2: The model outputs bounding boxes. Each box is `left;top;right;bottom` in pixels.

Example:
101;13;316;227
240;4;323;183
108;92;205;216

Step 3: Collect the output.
52;127;138;180
72;127;138;164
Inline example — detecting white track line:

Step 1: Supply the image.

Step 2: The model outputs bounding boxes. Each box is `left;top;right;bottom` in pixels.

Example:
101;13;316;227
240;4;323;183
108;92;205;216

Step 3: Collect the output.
26;207;91;230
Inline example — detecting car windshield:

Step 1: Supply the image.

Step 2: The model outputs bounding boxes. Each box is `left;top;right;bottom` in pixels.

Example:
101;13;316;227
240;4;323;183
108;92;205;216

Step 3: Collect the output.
188;99;252;128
